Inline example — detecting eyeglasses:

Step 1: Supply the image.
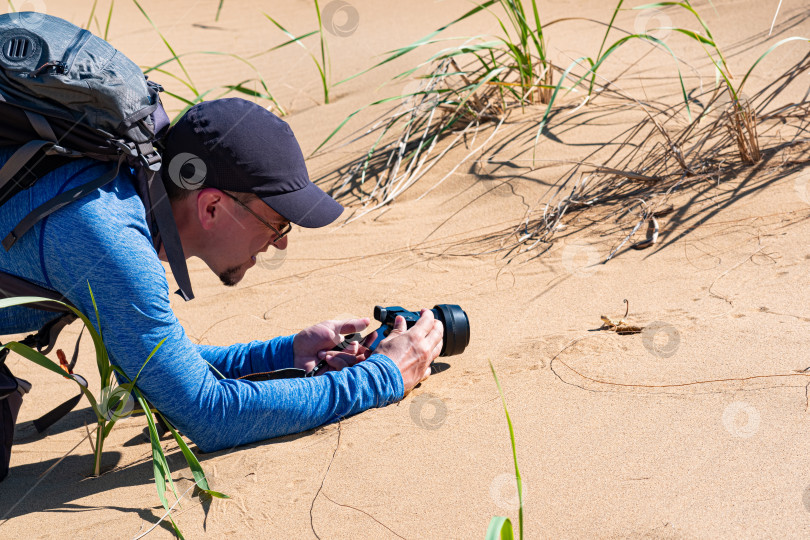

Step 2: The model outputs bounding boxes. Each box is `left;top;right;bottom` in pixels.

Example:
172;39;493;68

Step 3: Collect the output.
221;191;292;241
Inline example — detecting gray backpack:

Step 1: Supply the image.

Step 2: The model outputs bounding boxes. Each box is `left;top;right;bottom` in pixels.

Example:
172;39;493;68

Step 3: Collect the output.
0;11;194;480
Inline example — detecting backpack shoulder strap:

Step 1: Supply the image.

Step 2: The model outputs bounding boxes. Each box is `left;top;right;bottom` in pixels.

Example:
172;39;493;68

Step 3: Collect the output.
0;140;55;193
143;166;194;301
1;156;124;251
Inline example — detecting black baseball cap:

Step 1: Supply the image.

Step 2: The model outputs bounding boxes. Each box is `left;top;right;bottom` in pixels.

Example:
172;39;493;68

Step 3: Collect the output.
162;98;343;228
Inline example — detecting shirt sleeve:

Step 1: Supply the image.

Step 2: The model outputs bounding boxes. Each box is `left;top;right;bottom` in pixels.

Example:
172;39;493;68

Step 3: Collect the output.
193;335;296;379
40;183;404;452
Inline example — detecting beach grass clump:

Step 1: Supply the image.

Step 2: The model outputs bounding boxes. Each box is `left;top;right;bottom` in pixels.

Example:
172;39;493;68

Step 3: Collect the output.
311;0;560;218
632;1;807;165
315;0;698;216
0;284;226;538
317;0;807;262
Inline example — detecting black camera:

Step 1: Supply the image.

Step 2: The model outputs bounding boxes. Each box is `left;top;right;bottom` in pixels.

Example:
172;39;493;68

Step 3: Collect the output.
365;304;470;357
304;304;469;377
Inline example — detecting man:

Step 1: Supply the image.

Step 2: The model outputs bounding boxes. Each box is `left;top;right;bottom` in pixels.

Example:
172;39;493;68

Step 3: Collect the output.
0;98;441;452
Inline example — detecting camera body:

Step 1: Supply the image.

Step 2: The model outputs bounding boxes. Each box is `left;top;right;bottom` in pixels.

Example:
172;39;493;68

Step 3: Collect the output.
366;304;470;357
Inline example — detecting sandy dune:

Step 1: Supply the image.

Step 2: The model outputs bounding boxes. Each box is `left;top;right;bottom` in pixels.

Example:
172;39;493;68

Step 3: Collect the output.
2;0;810;538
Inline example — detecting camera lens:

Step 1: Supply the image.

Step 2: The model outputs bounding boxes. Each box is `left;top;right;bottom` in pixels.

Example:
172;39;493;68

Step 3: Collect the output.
431;304;470;356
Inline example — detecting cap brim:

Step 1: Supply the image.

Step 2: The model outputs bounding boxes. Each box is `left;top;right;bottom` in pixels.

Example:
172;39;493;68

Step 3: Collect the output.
259;182;344;228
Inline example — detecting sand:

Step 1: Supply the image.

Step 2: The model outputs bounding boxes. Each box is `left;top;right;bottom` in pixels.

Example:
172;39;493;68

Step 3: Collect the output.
2;0;810;538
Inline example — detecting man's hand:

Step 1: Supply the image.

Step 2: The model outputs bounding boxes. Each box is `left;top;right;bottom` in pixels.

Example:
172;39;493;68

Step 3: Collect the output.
293;318;375;373
374;309;443;394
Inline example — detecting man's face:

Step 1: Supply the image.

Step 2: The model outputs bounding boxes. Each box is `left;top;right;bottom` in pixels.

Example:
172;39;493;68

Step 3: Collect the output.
197;191;290;286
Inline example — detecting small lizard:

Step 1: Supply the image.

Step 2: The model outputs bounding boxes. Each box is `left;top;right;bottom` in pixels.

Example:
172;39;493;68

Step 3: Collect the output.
600;299;644;334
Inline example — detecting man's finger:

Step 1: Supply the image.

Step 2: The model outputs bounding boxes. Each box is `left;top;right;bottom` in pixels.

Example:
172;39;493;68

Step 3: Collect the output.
391;315;407;334
410;309;435;336
336;317;370;335
361;330;377;349
425;319;443;346
326;354;354;370
431;337;443;359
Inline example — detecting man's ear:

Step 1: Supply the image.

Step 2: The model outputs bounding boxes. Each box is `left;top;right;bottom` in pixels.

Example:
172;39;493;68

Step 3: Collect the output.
195;188;225;231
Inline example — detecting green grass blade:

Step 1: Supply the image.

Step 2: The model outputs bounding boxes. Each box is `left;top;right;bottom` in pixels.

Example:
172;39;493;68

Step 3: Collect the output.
489;361;523;540
3;341;103;419
132;0;197;96
667;27;716;46
87;281;102;340
215;0;224;21
590;0;624;94
589;33;691;120
633;1;730;74
263;12;316;53
86;281;111;385
530;0;545;51
533;55;591;164
132;337;167;383
135;390;181;514
161;88;196;107
104;0;115;41
314;0;330;103
336;0;499;85
455;66;506;110
486;516;515;540
161;414;229;499
737;36;809;94
0;295;109;389
3;341;75;380
85;0;98;30
168;88;219;121
263;10;330;103
313;53;329;104
247;30;320;58
144;67;198;96
221;80;273;100
713;58;736;100
596;0;623;60
148;51;285;114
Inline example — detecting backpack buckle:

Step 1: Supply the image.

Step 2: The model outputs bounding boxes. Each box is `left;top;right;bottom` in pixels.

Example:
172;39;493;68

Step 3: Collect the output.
112;139;138;157
140;150;162;172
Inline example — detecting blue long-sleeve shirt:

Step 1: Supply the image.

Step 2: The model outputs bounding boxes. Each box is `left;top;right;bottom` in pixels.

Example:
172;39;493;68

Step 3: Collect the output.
0;149;404;452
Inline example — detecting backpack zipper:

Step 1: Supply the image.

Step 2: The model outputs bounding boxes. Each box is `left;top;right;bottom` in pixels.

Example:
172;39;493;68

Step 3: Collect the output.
60;29;92;74
28;29;91;78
